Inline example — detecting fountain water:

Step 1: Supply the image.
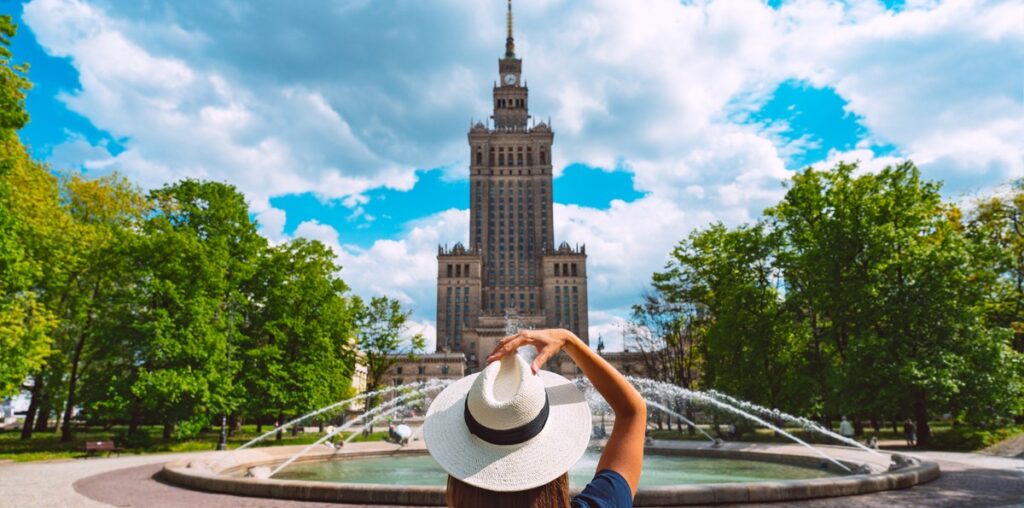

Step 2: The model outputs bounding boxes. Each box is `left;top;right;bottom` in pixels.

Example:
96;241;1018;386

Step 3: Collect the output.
218;314;865;478
268;380;450;477
705;389;882;456
643;400;718;444
212;381;441;468
626;377;853;472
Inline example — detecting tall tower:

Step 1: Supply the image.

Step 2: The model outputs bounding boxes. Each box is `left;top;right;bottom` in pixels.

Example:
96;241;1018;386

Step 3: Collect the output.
437;0;589;374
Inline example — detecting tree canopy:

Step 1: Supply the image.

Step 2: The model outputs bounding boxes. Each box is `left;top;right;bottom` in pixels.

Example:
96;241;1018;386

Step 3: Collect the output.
641;162;1024;445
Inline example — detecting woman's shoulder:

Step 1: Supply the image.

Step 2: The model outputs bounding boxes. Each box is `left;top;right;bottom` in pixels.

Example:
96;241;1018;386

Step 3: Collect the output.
571;469;634;508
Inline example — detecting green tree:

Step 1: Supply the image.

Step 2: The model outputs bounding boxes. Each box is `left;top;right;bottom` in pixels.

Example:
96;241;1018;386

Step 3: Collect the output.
356;296;425;409
52;174;147;441
625;288;701;390
81;180;264;438
0;14;49;400
649;161;1024;444
767;162;1021;441
0;15;29;137
654;223;809;412
239;239;360;437
968;179;1024;351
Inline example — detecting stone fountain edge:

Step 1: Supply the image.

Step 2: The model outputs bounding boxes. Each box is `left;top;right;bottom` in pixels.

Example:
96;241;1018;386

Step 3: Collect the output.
158;441;941;506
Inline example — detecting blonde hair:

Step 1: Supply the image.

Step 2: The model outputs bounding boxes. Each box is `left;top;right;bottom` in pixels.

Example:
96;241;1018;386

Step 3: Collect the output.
446;473;570;508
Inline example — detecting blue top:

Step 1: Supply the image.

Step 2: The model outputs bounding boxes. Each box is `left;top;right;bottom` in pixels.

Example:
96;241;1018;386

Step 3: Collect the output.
571;469;634;508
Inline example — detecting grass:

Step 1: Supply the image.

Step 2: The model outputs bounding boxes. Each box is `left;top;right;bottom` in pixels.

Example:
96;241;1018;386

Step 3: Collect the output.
5;421;1020;463
0;423;389;463
645;422;1024;452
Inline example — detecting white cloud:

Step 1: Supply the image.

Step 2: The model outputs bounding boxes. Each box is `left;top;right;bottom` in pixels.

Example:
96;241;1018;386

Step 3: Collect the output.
23;0;1023;351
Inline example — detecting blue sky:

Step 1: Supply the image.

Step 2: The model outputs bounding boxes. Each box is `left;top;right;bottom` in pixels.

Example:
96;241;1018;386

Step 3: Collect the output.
8;0;1023;349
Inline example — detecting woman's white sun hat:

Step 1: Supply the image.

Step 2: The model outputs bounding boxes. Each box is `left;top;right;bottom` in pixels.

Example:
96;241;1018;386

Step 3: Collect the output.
423;353;592;492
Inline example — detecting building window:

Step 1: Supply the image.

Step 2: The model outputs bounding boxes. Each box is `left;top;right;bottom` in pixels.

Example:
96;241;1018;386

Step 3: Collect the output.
554;264;560;276
571;263;578;276
397;367;403;375
447;264;453;277
418;366;425;375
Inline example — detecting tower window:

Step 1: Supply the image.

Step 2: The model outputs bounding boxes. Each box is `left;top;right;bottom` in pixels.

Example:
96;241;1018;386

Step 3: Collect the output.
447;264;453;277
571;263;578;276
554;264;560;276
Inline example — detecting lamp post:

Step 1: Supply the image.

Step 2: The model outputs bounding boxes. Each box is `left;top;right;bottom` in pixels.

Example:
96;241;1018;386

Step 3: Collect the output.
217;302;234;451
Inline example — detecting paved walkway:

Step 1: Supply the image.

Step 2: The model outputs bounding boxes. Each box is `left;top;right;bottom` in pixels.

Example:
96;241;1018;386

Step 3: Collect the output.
0;452;213;508
1;448;1022;507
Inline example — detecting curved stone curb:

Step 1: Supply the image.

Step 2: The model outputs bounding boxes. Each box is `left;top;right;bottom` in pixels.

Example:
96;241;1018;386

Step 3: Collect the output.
159;441;941;506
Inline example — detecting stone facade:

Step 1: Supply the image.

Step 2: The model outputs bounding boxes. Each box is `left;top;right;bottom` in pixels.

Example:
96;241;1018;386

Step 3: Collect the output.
436;2;588;373
383;353;467;387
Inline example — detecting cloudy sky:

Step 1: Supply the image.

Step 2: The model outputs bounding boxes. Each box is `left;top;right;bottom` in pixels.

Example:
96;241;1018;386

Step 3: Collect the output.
9;0;1023;351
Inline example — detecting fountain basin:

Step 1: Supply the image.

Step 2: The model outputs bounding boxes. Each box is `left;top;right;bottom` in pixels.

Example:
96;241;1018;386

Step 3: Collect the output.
159;440;940;506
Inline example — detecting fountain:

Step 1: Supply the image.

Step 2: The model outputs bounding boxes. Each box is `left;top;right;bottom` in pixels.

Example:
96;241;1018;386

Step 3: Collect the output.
160;322;940;505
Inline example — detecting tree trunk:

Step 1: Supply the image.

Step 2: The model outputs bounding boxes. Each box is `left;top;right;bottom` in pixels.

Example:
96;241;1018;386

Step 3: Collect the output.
128;400;142;435
163;422;174;440
256;420;263;434
891;419;898;433
853;419;863;437
913;390;931;447
275;412;284;441
60;321;92;443
870;417;880;433
20;374;45;440
33;396;50;433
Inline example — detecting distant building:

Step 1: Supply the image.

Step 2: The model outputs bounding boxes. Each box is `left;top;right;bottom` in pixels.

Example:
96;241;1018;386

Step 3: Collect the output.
436;1;588;373
384;353;467;387
600;351;649;379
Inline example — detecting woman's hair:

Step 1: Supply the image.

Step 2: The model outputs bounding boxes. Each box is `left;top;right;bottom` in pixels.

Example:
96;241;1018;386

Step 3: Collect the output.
447;473;570;508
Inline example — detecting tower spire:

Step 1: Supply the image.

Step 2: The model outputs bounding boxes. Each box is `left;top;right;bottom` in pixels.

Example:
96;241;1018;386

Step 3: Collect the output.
505;0;515;57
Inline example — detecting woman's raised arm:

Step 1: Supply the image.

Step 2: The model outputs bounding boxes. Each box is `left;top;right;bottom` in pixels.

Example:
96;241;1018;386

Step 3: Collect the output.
487;328;647;494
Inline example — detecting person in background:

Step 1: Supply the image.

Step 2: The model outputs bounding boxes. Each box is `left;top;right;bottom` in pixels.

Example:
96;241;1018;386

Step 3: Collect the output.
839;416;855;441
903;419;917;447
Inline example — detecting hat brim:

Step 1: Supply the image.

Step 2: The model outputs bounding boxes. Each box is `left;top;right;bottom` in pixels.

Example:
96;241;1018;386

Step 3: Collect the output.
423;369;592;492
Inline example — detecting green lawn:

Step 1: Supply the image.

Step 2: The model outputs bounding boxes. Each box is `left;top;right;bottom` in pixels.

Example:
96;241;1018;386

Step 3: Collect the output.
4;421;1020;463
645;423;1024;452
0;424;389;463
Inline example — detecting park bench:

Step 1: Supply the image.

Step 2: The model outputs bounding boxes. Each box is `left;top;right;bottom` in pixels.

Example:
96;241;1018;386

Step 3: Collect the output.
83;440;122;457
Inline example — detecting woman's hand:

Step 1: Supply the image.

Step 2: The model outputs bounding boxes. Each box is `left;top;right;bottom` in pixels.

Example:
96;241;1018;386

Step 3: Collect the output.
486;329;575;374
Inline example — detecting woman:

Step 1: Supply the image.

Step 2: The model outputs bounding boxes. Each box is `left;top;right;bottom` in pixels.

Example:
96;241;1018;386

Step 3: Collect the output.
423;328;647;507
